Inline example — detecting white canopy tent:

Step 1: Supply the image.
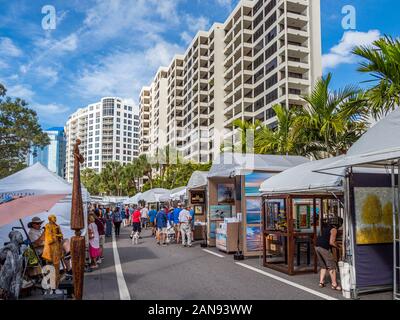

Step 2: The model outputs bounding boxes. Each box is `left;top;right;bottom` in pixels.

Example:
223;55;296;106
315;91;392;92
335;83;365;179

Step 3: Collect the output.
318;108;400;171
208;152;309;178
187;171;209;190
124;193;143;205
260;156;345;195
158;186;187;202
0;163;90;246
140;188;170;203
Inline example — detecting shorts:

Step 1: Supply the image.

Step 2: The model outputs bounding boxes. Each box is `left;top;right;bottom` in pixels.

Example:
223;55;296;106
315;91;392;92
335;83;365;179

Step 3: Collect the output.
315;246;337;271
157;227;167;234
99;235;105;248
132;222;141;232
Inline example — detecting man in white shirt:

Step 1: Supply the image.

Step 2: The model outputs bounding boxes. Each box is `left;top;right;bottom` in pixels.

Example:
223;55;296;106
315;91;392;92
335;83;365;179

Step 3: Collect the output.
178;206;192;247
140;206;149;230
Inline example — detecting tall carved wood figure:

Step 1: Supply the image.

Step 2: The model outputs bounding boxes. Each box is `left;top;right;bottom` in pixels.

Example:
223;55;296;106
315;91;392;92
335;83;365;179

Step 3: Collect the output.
70;139;85;299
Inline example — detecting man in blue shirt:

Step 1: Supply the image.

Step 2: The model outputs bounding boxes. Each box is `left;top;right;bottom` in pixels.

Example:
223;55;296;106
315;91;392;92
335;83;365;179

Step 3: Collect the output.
173;204;182;243
155;206;168;246
148;207;157;237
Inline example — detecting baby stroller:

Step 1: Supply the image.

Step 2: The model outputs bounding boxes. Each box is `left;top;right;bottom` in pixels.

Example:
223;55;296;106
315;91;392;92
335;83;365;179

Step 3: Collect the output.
166;223;176;244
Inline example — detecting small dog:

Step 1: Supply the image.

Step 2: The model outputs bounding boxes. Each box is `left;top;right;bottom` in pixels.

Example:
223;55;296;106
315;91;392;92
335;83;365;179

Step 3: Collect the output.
131;231;140;245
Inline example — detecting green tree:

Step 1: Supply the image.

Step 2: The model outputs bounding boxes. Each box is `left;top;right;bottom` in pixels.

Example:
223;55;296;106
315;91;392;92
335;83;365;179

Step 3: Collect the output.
254;105;303;155
100;162;124;196
0;84;50;178
230;119;262;154
295;73;367;158
353;36;400;119
81;168;102;195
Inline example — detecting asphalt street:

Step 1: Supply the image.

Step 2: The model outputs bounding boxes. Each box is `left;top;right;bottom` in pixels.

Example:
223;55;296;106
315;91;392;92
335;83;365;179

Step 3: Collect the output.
83;225;391;300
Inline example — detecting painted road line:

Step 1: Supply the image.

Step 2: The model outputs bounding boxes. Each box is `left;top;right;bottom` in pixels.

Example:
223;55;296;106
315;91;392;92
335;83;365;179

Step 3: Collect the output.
202;249;225;258
235;262;338;301
112;232;131;300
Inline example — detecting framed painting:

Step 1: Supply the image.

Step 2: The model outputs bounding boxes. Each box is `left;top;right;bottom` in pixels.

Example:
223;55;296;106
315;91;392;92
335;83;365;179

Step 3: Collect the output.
217;184;235;204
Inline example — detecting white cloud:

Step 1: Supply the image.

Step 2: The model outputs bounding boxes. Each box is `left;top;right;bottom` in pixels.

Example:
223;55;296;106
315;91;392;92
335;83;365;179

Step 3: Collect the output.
0;60;8;69
7;84;35;101
35;65;59;85
180;32;193;45
74;40;184;100
322;30;381;71
216;0;233;8
0;37;22;57
33;103;69;115
186;15;210;32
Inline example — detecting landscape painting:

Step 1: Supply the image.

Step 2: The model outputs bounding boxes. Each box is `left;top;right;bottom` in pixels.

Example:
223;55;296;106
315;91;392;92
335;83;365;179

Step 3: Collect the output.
354;187;393;245
245;171;274;196
246;226;262;252
210;205;233;220
217;184;235;204
246;197;262;224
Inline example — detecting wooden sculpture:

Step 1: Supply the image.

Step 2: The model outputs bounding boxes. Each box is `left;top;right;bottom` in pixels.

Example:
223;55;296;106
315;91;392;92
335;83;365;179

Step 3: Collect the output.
70;139;85;299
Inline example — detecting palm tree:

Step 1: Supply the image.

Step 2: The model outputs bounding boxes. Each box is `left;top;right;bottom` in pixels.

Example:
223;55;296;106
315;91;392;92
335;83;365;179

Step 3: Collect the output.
231;119;263;153
353;36;400;119
296;73;367;158
254;104;302;155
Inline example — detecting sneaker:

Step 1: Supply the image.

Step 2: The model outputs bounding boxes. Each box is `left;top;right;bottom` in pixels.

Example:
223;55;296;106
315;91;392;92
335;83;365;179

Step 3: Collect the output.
156;241;160;245
162;243;167;246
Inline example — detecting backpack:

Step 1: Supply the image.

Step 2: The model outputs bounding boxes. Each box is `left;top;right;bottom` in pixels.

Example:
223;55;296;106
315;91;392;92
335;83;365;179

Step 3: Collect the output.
113;211;122;222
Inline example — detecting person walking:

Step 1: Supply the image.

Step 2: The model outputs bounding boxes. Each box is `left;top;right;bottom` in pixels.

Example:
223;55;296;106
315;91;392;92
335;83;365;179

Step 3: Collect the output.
94;211;106;262
148;206;157;237
112;207;123;237
88;215;101;269
155;206;168;246
315;218;343;291
105;208;112;237
130;207;141;239
140;206;149;230
173;204;182;244
179;205;192;247
189;206;195;241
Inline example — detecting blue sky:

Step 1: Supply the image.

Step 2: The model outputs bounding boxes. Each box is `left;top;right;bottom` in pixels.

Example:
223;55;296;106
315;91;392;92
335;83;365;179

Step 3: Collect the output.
0;0;399;129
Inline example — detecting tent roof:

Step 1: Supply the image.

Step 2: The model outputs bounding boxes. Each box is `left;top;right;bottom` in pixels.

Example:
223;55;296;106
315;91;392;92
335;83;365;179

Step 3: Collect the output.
319;108;400;170
260;156;345;195
187;171;209;189
208;153;309;178
124;193;143;205
140;188;170;203
0;162;72;196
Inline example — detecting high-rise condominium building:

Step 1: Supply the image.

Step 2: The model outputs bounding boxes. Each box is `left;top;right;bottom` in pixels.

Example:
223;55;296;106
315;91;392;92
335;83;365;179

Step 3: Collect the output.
65;97;140;182
140;0;322;163
28;127;66;177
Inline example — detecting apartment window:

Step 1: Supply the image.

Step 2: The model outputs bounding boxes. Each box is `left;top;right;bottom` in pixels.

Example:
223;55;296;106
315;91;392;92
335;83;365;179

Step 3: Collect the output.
265;73;278;89
289;88;302;95
96;118;100;123
95;143;100;148
253;0;263;15
264;0;277;15
253;25;264;43
89;114;93;118
95;130;100;136
265;42;277;59
264;11;277;31
95;162;99;166
95;149;99;154
254;97;264;111
89;120;93;125
95;124;100;129
254;82;264;98
253;12;264;29
95;137;100;141
266;107;276;120
95;156;99;160
116;155;120;160
116;143;120;147
265;57;277;75
253;67;264;84
254;54;264;70
265;26;277;45
89;138;93;143
254;39;264;56
265;89;278;104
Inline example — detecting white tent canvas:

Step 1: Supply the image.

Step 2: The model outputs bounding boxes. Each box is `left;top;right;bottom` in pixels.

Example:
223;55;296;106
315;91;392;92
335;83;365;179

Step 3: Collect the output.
319;107;400;170
0;163;90;246
187;171;209;190
208;153;309;178
140;188;170;203
260;156;345;195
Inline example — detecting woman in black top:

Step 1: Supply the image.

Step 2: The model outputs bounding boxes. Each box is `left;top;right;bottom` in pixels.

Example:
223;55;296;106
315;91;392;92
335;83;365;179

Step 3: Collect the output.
315;218;343;291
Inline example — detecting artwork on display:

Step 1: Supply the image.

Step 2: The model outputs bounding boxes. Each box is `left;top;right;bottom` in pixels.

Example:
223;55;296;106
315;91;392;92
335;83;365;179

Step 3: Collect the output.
194;205;203;215
217;184;235;204
209;222;218;239
354;187;393;245
246;226;262;252
244;171;274;196
266;200;286;231
210;205;234;220
246;197;262;224
191;191;205;204
296;204;311;230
